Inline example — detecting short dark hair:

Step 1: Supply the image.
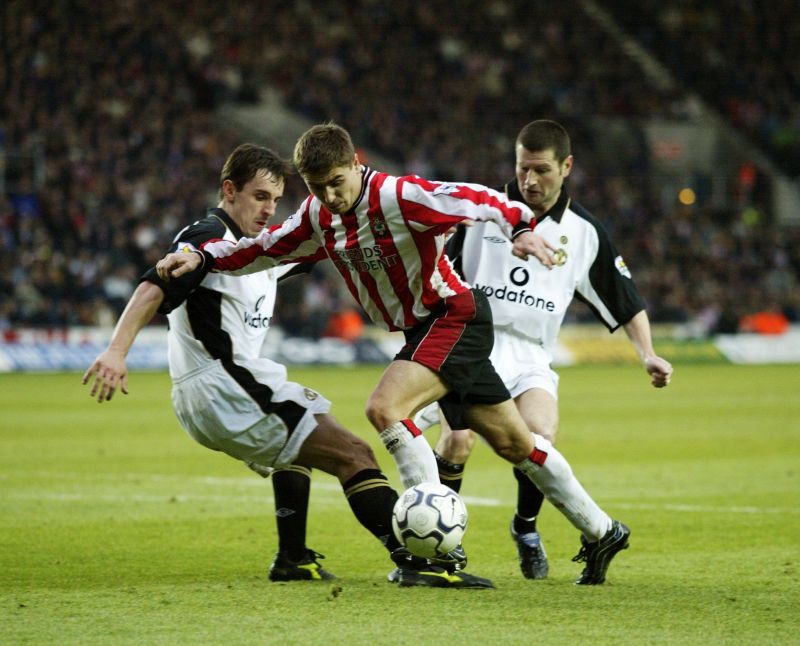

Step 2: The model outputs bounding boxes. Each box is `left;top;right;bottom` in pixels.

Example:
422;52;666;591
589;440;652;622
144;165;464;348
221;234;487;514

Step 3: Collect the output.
219;144;292;198
293;123;355;177
516;120;571;163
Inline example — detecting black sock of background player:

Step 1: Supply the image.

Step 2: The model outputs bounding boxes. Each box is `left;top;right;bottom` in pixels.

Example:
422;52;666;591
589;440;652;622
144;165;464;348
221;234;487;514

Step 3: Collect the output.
513;466;545;534
435;452;465;493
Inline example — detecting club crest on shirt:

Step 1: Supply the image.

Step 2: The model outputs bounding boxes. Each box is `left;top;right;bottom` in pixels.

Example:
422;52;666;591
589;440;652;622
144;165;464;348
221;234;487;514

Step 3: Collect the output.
554;248;567;266
369;212;388;236
615;255;632;278
304;388;319;401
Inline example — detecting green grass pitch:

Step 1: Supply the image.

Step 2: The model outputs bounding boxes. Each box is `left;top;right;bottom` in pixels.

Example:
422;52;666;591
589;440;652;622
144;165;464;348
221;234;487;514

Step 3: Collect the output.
1;363;798;644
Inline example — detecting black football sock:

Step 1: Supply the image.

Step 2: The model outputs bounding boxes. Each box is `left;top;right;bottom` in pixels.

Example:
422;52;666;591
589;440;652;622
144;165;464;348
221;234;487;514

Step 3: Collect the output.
513;466;545;534
343;469;401;552
435;452;465;493
272;466;311;561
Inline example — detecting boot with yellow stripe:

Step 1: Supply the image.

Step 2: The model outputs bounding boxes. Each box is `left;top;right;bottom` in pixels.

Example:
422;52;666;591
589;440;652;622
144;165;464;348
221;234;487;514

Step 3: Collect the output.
268;549;336;582
390;548;494;589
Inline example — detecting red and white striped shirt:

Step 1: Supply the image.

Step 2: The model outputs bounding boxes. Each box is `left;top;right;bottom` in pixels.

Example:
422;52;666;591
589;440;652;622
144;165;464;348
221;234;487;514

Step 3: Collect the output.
201;168;535;332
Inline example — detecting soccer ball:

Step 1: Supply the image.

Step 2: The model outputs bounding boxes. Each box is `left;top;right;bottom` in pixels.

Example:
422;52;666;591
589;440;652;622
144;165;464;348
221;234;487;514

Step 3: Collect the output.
391;482;467;558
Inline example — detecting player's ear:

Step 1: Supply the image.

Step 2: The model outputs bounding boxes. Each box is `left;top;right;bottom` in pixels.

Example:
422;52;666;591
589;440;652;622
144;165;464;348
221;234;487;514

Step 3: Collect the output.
221;179;237;201
562;155;574;178
352;153;360;168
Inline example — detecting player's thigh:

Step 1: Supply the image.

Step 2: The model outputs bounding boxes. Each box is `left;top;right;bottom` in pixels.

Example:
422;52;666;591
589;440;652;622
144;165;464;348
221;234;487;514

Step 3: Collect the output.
172;360;331;468
515;388;559;441
294;413;378;481
365;359;449;428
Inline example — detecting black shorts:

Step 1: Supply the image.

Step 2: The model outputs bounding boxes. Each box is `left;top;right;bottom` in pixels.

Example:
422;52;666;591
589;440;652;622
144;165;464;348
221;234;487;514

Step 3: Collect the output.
395;288;510;429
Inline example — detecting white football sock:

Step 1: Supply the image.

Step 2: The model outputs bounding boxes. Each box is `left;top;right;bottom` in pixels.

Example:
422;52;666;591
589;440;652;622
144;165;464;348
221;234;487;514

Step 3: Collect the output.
514;435;612;541
380;419;440;489
413;402;440;432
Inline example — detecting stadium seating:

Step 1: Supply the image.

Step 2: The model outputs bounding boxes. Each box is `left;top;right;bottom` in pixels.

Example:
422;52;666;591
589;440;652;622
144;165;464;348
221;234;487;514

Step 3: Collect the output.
1;1;797;334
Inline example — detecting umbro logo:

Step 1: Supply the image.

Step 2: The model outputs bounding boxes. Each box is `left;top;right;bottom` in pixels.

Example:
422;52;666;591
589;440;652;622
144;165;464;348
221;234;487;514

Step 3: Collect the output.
275;507;296;518
432;183;460;196
483;236;506;244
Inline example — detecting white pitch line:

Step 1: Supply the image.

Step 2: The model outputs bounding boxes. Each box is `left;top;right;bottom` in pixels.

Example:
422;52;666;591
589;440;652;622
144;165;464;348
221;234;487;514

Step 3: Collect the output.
608;502;799;515
3;492;276;504
3;471;798;514
2;483;797;515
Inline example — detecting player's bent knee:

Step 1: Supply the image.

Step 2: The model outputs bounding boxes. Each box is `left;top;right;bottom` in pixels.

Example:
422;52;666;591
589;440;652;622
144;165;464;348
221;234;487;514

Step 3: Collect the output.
333;441;378;483
327;422;379;472
303;415;379;478
437;430;475;463
364;396;388;430
364;398;403;432
490;432;535;464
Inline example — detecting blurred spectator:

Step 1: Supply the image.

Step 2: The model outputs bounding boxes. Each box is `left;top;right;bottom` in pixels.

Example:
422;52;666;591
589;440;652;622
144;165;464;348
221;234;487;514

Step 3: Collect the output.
323;308;366;343
739;310;790;335
604;0;800;180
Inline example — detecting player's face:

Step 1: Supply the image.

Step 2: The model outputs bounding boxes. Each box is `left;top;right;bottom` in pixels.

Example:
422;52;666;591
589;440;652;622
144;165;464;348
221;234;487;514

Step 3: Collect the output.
224;170;285;237
515;145;572;216
302;155;363;214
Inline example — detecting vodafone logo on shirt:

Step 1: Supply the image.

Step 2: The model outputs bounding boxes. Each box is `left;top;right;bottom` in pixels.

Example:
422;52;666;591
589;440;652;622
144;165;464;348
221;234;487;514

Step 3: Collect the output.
474;280;556;312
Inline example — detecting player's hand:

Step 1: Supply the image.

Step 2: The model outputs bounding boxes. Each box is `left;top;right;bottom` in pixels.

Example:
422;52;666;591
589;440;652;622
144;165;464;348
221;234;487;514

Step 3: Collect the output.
82;350;129;403
156;251;201;281
512;231;556;268
645;355;673;388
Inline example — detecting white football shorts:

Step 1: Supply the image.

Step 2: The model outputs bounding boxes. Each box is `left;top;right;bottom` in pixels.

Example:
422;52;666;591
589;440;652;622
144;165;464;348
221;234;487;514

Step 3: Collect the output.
490;328;559;400
171;359;331;469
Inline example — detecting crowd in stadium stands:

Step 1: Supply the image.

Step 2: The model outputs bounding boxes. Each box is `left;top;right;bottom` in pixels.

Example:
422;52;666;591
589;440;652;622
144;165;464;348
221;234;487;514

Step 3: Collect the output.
604;0;800;181
2;0;798;337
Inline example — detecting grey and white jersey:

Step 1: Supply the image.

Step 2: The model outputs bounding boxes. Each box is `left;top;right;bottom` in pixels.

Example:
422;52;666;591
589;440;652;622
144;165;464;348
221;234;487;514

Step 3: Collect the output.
139;209;324;469
448;185;645;353
140;208;298;380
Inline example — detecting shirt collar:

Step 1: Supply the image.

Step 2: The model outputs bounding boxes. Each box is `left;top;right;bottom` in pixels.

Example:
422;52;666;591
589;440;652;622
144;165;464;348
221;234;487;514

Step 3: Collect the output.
208;207;244;239
349;165;371;214
505;180;570;224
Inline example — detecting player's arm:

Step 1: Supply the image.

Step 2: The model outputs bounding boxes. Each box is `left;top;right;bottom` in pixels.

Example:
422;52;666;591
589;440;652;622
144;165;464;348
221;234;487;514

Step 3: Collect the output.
572;209;671;387
85;216;214;401
82;281;165;403
158;205;325;281
400;177;555;267
623;310;673;388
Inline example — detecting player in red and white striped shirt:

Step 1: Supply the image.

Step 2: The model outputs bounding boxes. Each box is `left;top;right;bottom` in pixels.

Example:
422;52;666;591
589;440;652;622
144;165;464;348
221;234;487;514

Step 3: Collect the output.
158;125;626;582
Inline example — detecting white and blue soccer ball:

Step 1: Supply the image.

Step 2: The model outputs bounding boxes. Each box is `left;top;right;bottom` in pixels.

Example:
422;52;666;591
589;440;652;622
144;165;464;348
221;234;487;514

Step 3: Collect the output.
391;482;467;558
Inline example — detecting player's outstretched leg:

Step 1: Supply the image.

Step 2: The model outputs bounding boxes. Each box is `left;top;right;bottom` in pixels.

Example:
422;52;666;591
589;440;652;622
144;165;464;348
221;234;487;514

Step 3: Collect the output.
513;435;630;584
297;414;491;588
